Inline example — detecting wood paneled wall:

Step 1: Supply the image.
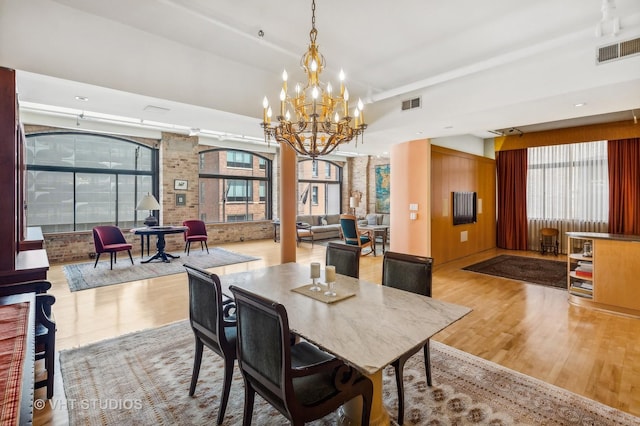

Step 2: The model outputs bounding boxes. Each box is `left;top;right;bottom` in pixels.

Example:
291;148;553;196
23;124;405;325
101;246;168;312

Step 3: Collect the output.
431;145;496;264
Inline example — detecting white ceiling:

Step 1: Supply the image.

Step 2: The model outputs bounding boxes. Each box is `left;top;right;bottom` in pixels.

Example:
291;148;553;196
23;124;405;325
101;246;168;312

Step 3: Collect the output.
1;0;640;156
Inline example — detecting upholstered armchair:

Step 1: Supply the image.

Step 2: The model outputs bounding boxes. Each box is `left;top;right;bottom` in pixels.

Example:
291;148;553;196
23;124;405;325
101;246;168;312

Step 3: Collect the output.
382;251;434;425
325;242;361;278
183;220;209;255
339;214;375;256
230;285;373;426
184;264;237;425
92;225;134;270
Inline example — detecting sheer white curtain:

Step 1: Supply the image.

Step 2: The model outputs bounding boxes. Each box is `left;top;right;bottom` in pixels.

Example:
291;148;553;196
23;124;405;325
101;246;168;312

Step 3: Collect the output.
527;141;609;253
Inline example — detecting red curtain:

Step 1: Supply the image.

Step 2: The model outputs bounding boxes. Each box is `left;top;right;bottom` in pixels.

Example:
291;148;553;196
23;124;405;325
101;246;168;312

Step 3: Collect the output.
608;138;640;235
496;149;528;249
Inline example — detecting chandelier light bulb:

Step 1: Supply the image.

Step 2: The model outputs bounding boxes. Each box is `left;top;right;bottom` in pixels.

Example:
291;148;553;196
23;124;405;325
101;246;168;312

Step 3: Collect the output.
282;69;288;82
285;110;291;121
344;88;349;101
295;83;301;95
339;69;345;81
334;112;339;123
312;86;319;99
327;82;332;95
280;88;286;101
262;96;269;108
358;98;364;110
311;59;318;72
267;106;272;118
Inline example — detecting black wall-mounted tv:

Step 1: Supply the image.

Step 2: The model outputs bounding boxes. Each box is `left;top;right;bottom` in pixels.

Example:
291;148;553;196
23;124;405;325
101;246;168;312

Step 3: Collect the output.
452;191;477;225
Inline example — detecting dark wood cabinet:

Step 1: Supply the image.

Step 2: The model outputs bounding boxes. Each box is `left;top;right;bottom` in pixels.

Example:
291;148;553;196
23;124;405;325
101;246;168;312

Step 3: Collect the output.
0;67;49;285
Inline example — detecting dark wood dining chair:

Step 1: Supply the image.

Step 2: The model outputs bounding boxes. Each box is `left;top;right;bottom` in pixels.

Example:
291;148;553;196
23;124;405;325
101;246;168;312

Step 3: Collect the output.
92;225;134;269
325;242;361;278
184;264;237;425
229;285;373;426
183;219;209;255
382;251;434;425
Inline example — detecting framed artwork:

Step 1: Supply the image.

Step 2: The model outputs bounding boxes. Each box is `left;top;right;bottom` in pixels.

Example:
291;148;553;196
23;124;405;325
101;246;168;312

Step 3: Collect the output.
176;193;186;206
174;179;188;190
375;164;390;213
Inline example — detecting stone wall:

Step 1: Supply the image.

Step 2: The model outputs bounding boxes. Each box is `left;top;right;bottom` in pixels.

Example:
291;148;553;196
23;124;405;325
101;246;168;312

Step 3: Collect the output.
43;221;274;264
24;127;275;264
348;156;389;218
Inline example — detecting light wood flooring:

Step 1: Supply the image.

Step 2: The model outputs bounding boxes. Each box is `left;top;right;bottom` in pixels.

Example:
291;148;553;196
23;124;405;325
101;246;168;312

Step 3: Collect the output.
33;239;640;424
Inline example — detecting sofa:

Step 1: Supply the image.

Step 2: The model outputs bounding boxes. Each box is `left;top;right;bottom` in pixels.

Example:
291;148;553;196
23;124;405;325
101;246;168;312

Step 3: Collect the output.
296;214;342;240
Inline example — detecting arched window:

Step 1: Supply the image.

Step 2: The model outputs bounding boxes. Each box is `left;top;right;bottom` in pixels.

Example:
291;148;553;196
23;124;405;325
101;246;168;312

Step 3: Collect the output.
198;149;272;222
25;132;158;232
298;159;343;215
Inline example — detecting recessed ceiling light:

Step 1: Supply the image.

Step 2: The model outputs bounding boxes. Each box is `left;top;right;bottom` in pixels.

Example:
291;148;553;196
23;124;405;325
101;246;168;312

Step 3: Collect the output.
75;96;89;102
416;131;423;135
444;125;453;129
574;102;586;107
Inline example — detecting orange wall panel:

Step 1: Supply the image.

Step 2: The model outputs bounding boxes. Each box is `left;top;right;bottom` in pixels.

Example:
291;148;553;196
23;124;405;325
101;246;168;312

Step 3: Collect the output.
390;139;431;257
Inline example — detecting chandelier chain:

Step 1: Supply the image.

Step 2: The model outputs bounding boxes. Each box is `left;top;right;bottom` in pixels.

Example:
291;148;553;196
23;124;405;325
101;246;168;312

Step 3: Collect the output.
260;0;366;159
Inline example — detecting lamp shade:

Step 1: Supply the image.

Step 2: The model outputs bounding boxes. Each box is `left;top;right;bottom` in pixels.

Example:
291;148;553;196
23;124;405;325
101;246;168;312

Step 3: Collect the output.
349;196;358;209
136;193;161;227
136;193;161;211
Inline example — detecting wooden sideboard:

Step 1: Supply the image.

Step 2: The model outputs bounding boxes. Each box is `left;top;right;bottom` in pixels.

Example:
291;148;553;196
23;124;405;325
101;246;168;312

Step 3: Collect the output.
567;232;640;318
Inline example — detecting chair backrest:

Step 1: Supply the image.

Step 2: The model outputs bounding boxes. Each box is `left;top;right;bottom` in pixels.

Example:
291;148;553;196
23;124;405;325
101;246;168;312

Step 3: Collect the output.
326;242;361;278
183;220;207;239
382;251;433;297
184;264;229;351
92;226;126;251
230;285;291;406
339;214;360;244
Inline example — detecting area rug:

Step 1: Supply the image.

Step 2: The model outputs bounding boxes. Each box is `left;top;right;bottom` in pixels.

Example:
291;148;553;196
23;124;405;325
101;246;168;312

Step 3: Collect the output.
63;248;259;292
59;321;639;425
463;254;567;289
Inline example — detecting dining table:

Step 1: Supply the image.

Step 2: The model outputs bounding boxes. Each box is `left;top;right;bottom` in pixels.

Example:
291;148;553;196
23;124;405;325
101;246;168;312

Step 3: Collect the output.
131;226;188;263
218;262;472;425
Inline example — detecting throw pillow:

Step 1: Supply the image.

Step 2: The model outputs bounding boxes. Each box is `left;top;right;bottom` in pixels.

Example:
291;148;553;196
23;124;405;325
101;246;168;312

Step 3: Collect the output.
321;217;328;226
368;215;378;225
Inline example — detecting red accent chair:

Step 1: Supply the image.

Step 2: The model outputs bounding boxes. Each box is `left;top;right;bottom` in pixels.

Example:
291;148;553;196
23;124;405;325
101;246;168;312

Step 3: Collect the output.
92;225;134;270
183;220;209;255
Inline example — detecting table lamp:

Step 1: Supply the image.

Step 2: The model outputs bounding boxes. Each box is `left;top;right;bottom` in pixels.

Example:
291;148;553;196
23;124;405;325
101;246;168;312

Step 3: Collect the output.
349;196;359;215
136;193;161;226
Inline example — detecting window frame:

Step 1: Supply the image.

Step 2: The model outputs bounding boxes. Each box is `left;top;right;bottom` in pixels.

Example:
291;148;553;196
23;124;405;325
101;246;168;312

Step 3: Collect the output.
198;148;272;223
25;131;159;232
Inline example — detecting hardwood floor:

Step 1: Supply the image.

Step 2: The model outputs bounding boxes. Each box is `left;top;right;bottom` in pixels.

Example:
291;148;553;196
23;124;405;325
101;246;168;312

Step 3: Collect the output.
33;239;640;424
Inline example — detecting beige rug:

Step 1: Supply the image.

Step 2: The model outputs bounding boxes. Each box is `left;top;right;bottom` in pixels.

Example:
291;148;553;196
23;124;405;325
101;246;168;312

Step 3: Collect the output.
60;321;639;425
63;247;258;291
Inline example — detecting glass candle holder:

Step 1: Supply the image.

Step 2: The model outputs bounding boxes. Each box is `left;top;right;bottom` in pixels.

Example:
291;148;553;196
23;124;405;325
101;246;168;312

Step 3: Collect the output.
324;265;337;297
309;262;321;291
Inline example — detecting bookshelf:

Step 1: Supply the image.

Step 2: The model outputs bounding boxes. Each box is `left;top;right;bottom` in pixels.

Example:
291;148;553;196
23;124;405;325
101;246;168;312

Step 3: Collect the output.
567;236;593;299
567;232;640;318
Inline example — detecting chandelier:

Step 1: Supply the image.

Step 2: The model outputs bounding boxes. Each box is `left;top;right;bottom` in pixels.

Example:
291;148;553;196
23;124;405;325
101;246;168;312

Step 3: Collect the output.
261;0;366;159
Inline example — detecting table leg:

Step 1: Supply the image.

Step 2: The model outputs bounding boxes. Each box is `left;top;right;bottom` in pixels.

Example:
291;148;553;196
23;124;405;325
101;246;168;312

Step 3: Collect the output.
338;370;390;426
141;234;180;263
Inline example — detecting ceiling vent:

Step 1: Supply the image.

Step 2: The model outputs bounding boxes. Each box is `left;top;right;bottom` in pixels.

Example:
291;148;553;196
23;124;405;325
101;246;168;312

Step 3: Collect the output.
597;37;640;63
401;97;421;111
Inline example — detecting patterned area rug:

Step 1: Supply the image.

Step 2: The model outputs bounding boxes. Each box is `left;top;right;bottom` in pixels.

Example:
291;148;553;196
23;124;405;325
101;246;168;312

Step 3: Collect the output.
63;248;258;292
462;254;567;289
59;321;639;425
